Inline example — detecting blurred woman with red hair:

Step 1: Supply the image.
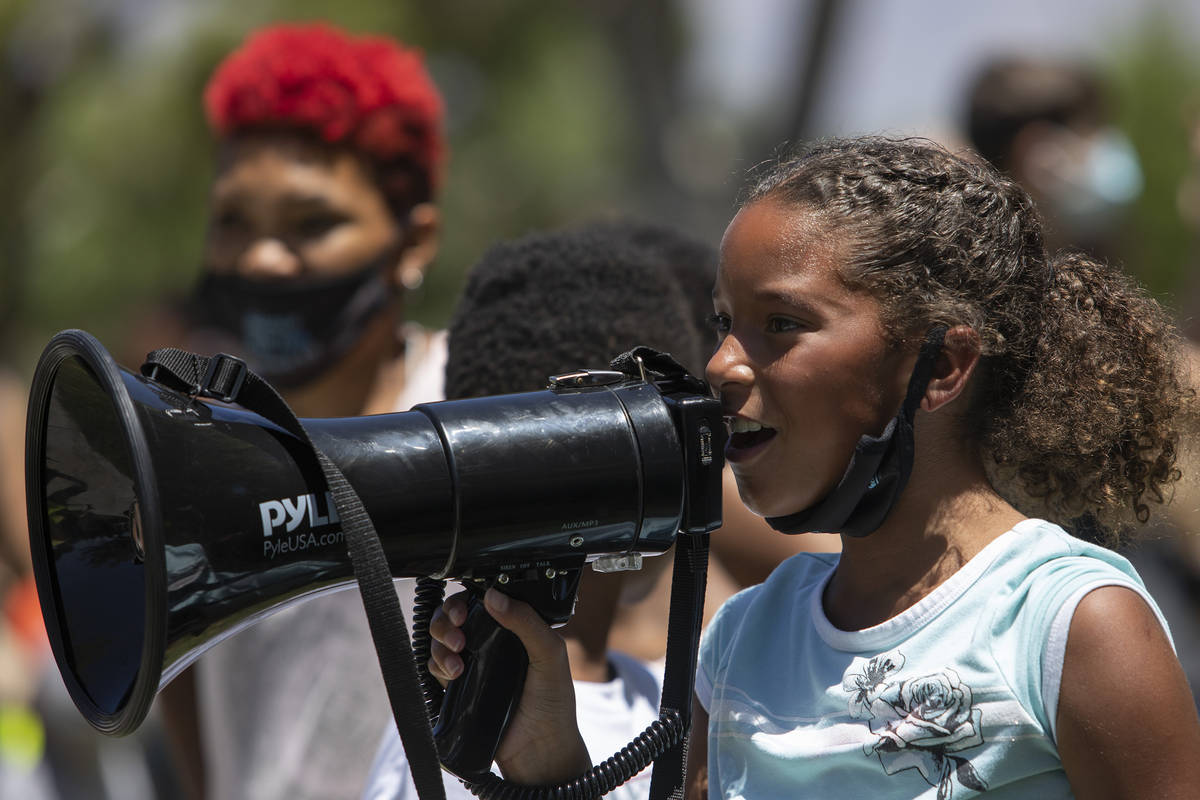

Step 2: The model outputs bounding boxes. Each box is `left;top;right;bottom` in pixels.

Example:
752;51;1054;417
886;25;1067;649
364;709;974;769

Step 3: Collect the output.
194;21;445;415
161;23;449;800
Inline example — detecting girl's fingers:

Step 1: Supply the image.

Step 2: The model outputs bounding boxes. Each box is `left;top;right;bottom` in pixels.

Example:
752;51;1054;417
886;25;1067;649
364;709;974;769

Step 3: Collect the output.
444;594;468;626
427;587;570;688
428;592;470;646
427;640;463;684
482;588;568;672
426;590;472;686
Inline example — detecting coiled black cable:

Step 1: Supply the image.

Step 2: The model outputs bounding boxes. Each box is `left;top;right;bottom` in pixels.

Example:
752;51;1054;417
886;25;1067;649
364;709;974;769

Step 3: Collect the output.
462;708;684;800
410;577;685;800
413;576;448;722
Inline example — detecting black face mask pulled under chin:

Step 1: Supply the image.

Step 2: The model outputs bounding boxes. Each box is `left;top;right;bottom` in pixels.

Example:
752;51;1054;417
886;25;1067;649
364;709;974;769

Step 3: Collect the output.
190;248;399;389
766;326;948;538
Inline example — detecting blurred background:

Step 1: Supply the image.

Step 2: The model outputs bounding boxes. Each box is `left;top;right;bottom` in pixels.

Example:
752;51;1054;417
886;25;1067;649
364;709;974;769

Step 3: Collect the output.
4;0;1200;366
6;0;1200;797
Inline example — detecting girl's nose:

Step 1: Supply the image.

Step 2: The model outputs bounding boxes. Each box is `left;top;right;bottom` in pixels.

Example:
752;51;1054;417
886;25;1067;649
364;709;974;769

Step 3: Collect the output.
237;238;301;279
706;333;754;390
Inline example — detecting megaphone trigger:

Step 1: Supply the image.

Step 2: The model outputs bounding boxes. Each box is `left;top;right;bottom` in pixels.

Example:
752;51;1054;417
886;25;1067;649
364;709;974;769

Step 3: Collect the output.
430;564;585;780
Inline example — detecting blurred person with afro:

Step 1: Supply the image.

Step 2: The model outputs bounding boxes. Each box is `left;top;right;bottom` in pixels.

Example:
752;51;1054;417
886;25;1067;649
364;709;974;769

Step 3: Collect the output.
363;221;724;800
158;22;449;800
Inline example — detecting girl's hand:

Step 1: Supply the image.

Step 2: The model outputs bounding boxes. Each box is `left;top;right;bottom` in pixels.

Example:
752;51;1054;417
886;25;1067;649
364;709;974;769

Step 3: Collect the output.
429;588;592;785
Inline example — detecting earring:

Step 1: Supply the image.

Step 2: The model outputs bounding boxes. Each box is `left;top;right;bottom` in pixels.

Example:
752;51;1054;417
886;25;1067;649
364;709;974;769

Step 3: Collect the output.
400;266;424;291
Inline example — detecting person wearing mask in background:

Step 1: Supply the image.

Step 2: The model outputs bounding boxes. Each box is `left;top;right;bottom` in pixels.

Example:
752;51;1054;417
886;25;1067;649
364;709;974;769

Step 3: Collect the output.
157;22;447;800
966;57;1200;712
965;57;1143;260
364;223;707;799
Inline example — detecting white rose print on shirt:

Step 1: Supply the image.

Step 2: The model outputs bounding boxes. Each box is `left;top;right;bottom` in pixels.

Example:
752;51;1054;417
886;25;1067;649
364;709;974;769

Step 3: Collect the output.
842;652;988;799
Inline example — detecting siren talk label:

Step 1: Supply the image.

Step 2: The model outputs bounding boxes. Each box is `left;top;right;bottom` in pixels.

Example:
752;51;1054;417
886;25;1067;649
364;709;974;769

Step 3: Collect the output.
259;492;343;559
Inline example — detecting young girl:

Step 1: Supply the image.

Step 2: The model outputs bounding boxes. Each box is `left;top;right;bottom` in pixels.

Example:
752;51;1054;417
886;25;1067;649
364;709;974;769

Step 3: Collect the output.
429;137;1200;798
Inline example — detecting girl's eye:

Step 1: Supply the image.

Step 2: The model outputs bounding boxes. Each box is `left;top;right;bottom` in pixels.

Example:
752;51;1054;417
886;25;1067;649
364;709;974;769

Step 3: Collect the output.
766;317;803;333
706;313;731;335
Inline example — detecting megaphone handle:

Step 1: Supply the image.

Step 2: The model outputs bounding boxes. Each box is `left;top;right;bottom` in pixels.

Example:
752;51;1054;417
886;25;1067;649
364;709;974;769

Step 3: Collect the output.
433;595;529;780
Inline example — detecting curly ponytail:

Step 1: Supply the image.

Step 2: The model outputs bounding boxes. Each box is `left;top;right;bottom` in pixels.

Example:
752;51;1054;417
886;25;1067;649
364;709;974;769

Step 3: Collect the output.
749;136;1189;544
987;252;1185;541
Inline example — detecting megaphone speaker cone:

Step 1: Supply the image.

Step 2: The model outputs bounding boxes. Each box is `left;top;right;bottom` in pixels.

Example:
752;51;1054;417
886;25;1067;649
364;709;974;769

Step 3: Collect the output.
27;331;165;735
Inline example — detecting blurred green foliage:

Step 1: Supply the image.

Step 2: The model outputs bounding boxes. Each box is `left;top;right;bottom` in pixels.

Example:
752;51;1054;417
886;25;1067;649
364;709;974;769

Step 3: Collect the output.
1108;13;1200;308
0;0;655;369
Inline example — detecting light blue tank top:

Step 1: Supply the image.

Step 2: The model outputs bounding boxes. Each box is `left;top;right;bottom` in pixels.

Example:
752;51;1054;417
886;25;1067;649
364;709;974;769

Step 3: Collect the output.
696;519;1170;799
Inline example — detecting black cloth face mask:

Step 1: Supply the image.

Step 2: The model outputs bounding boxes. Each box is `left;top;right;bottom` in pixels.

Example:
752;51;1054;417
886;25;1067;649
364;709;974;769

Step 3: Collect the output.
765;326;947;538
190;246;399;389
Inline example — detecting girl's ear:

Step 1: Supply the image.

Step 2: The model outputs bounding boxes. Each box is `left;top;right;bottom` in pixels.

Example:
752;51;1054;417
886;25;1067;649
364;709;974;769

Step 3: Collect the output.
922;325;981;412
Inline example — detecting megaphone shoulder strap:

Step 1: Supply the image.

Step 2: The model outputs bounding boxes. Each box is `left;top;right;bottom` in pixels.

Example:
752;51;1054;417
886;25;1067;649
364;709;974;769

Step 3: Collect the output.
141;349;449;800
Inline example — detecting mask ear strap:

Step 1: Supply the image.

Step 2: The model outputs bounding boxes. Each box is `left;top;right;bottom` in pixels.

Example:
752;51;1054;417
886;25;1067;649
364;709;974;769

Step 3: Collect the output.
900;326;948;421
763;324;949;538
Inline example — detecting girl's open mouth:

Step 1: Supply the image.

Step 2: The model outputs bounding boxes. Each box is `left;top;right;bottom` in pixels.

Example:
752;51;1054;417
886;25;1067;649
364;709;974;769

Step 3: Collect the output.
724;418;777;462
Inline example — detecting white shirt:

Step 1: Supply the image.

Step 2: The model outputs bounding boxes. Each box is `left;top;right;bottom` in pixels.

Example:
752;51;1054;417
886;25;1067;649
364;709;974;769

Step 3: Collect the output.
362;650;664;800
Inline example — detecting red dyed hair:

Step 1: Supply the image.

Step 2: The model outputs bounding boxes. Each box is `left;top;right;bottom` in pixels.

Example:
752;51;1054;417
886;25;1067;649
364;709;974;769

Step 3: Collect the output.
204;23;445;198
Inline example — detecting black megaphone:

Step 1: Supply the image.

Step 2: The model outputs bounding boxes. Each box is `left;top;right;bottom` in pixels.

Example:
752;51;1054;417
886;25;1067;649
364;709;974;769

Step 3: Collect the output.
26;329;724;776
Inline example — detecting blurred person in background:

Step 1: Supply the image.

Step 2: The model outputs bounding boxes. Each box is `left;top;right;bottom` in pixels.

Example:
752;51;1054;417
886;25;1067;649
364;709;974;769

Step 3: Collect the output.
965;55;1200;711
157;22;448;800
1;372;28;583
364;222;706;800
0;368;47;797
965;56;1143;260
